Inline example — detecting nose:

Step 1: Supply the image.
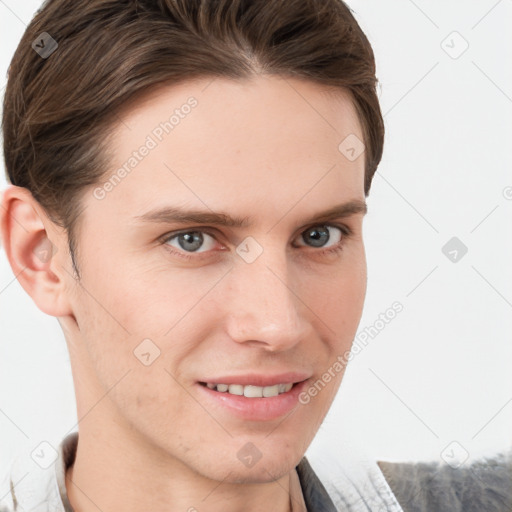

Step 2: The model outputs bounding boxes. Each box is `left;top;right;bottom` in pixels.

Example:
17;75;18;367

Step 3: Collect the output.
223;250;312;352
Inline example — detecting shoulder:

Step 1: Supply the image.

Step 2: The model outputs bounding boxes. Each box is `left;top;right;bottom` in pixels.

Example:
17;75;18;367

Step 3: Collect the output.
301;451;405;511
377;451;512;512
0;432;78;512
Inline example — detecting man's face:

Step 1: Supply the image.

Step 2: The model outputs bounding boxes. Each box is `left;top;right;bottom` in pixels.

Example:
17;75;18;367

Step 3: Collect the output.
64;75;367;483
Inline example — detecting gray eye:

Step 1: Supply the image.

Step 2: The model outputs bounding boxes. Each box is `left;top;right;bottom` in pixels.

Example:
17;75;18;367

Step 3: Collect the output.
297;225;343;249
177;232;203;252
165;231;216;253
303;226;330;247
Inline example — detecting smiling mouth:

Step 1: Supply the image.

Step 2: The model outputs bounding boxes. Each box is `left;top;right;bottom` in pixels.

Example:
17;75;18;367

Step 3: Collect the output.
198;382;298;398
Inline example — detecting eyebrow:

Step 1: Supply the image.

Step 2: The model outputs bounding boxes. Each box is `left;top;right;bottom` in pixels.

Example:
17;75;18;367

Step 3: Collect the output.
133;199;367;228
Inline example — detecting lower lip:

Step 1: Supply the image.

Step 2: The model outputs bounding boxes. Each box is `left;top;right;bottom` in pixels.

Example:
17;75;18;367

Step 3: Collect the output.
196;379;310;422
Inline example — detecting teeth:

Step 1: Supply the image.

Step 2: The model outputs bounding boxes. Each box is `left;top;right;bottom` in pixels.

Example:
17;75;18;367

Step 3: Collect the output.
204;382;294;397
263;385;279;397
228;384;244;395
244;385;263;398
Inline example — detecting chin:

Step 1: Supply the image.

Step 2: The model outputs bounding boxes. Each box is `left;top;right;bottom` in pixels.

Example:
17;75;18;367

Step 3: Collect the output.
211;460;295;484
194;448;301;484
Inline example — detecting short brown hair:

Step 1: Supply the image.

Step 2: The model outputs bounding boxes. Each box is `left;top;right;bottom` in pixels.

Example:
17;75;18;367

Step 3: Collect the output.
2;0;384;278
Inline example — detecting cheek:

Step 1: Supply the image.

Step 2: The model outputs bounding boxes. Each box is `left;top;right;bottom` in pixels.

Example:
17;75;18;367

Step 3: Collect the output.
70;278;193;432
303;248;367;337
306;251;366;409
71;258;221;395
101;256;230;338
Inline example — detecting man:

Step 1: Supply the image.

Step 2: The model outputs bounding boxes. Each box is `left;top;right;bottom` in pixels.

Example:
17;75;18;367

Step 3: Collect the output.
0;0;392;508
2;1;510;511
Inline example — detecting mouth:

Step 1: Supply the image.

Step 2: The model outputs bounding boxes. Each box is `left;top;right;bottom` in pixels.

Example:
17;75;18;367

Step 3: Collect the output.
198;381;296;397
196;376;311;421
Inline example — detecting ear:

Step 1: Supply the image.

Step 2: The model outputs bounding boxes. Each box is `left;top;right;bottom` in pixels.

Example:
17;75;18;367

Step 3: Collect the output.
0;185;74;317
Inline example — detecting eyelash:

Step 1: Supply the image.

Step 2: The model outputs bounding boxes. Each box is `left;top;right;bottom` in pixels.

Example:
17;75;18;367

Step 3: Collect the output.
159;224;352;261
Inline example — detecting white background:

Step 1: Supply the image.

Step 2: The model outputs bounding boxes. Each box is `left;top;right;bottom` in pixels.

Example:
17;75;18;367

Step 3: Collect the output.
1;0;511;484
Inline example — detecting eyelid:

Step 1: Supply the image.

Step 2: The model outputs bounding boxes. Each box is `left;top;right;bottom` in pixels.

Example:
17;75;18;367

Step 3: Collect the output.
292;223;351;247
161;225;219;236
159;227;224;249
160;221;351;244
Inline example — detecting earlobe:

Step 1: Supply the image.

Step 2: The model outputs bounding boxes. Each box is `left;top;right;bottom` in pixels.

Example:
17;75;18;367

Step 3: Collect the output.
0;185;74;317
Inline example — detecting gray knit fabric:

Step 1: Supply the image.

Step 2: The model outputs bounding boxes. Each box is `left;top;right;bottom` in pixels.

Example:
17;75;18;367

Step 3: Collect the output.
377;452;512;512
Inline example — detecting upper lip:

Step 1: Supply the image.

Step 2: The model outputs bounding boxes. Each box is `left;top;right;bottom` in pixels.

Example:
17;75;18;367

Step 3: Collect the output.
199;372;311;387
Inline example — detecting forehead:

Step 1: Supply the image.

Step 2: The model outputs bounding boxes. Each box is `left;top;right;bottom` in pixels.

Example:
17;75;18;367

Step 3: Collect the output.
91;75;365;226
